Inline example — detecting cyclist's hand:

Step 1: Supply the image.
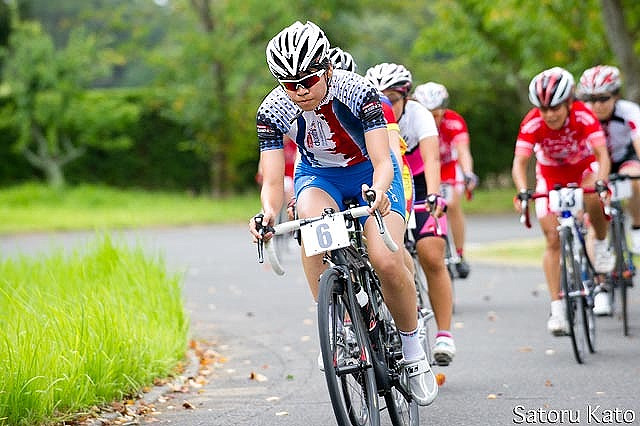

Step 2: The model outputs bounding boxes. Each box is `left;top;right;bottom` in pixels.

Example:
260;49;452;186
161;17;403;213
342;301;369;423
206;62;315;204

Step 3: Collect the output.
464;172;479;192
513;190;530;214
427;193;447;218
595;179;610;201
362;184;390;216
249;212;275;243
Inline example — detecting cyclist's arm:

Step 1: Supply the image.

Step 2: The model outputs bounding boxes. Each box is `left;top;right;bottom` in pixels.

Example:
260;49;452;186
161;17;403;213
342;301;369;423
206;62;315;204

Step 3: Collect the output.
592;143;611;182
365;127;394;213
456;134;473;176
419;135;441;194
631;134;640;161
387;127;403;166
259;149;286;224
512;153;530;213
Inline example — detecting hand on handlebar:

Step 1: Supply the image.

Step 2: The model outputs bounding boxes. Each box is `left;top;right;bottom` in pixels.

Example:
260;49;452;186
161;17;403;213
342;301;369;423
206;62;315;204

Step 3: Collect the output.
361;184;390;216
249;212;275;243
426;193;447;218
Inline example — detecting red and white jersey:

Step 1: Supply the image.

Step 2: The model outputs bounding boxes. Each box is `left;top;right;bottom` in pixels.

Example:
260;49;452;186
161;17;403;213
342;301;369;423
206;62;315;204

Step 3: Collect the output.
515;101;606;166
438;109;469;165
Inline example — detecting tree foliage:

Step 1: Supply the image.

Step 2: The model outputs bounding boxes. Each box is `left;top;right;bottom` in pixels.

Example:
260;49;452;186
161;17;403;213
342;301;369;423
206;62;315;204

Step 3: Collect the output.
0;15;139;188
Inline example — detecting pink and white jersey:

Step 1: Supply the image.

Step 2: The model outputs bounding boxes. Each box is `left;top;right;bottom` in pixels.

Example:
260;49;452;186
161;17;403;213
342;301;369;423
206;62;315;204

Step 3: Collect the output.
438;109;469;165
598;99;640;163
256;69;387;168
399;100;439;176
515;101;606;166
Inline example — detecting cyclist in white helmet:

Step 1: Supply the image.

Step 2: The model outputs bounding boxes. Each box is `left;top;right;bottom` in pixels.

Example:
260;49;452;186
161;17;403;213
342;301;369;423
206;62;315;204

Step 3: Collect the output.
512;66;614;335
365;63;457;367
414;82;477;279
577;65;640;316
250;22;437;405
328;46;357;73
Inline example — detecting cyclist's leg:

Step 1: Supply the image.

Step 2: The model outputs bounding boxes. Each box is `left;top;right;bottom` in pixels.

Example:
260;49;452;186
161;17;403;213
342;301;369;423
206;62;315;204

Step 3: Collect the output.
365;212;416;333
619;161;640;253
582;170;615;273
539;211;566;334
294;179;340;300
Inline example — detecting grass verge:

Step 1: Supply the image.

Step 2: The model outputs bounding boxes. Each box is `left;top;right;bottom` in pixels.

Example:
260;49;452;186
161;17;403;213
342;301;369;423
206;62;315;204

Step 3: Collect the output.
0;183;515;234
0;236;188;425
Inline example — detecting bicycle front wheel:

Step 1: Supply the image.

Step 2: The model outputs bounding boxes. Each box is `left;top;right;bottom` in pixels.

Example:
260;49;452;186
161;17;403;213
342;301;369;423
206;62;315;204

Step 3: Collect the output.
317;268;380;426
560;227;586;364
612;215;632;336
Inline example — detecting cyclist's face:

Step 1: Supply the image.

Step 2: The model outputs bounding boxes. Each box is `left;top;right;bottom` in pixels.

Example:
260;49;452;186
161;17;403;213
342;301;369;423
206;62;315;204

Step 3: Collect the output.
539;102;570;130
383;89;406;120
585;93;615;121
281;67;331;111
430;108;445;126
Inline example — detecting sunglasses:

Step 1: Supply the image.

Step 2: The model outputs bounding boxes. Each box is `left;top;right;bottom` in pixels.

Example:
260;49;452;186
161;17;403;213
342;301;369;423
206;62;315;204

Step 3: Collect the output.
586;95;612;103
279;69;326;91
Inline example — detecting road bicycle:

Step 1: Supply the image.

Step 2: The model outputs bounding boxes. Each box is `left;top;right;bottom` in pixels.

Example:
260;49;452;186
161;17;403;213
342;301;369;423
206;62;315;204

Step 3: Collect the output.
606;173;638;336
519;184;599;364
255;191;431;426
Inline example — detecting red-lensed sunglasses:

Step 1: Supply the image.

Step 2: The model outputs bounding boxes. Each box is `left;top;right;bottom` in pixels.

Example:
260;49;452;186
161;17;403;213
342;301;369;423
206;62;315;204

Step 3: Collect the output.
279;69;326;91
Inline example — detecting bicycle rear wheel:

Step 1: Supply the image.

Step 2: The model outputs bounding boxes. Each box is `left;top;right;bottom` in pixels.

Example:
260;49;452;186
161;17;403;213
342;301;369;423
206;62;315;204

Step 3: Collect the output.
318;268;380;426
560;228;587;364
615;216;632;336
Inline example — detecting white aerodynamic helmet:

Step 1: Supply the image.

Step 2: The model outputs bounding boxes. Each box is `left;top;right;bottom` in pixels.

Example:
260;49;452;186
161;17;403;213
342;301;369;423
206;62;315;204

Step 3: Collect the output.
328;47;357;72
577;65;622;97
528;67;575;108
414;82;449;110
265;21;330;80
364;63;413;95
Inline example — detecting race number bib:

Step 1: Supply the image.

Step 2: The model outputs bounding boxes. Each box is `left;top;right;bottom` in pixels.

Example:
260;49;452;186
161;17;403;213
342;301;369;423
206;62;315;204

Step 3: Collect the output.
548;187;583;214
301;216;351;256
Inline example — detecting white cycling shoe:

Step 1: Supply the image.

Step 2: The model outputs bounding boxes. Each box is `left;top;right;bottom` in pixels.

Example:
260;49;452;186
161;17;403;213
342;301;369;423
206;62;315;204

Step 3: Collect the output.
401;356;438;406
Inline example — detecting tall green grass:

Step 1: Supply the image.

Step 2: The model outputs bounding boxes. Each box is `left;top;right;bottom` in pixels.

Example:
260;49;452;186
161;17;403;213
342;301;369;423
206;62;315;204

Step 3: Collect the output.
0;237;188;425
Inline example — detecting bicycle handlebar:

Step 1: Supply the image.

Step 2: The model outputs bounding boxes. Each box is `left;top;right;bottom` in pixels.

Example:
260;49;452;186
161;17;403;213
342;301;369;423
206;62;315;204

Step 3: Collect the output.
516;184;608;228
255;194;398;276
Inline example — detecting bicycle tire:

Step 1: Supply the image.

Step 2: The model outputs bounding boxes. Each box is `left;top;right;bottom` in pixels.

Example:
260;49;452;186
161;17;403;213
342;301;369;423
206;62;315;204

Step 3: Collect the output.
560;227;586;364
617;216;631;336
370;280;420;426
579;255;596;353
317;268;380;426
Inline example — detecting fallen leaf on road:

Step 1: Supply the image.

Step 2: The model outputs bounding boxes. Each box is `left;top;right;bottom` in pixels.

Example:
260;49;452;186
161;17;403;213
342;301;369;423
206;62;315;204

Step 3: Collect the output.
545;380;553;387
266;396;280;402
436;373;445;386
454;322;465;329
545;349;555;356
249;371;268;382
275;411;289;416
517;346;533;353
487;394;497;399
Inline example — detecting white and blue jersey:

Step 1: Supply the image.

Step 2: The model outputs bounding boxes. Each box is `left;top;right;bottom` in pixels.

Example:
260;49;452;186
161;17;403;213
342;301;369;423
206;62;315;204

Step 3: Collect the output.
257;69;387;167
256;69;405;219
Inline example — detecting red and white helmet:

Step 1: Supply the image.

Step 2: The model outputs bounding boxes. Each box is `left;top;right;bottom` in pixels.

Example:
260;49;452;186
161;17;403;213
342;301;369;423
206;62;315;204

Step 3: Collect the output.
577;65;621;96
266;21;330;80
414;82;449;110
528;67;575;108
364;63;412;95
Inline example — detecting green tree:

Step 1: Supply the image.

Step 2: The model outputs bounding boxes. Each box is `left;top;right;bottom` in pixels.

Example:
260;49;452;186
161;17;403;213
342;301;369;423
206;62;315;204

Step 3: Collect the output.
0;17;139;188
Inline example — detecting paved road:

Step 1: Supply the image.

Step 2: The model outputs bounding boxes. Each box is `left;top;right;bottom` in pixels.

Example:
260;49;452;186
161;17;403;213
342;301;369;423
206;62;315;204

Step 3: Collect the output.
2;215;639;425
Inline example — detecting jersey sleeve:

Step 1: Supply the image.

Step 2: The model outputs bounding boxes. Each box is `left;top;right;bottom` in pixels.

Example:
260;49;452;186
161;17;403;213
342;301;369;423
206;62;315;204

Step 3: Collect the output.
359;87;387;132
514;108;539;158
444;110;470;146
